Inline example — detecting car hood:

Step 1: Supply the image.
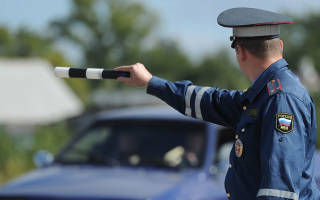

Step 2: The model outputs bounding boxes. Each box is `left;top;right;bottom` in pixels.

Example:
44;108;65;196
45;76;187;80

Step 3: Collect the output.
0;165;202;199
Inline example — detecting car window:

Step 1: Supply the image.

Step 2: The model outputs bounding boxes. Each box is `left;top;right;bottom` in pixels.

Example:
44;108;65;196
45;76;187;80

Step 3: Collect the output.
61;128;111;162
211;128;234;175
57;120;207;170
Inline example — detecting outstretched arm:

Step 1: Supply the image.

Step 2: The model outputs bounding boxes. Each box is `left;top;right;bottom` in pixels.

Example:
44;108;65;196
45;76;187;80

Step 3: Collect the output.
115;63;243;127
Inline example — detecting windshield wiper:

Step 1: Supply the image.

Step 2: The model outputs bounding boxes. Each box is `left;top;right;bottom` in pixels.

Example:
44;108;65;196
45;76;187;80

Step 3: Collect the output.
56;150;116;166
85;152;119;166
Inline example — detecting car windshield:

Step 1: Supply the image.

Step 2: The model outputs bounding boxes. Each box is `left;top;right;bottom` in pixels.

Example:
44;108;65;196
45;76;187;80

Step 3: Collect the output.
56;120;206;170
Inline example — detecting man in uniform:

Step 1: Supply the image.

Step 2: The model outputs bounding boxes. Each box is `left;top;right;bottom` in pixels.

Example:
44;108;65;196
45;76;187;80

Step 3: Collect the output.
115;7;320;200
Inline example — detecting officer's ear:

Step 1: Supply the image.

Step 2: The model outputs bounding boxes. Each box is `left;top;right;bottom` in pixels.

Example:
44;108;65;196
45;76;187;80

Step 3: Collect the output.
236;44;247;62
280;39;284;52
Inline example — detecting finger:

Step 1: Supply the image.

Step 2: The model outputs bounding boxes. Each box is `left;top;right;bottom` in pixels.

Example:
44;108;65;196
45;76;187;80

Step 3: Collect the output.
114;66;132;71
135;62;144;67
117;76;131;84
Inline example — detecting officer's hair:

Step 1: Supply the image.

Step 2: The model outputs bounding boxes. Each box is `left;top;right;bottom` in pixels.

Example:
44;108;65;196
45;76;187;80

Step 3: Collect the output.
236;38;283;59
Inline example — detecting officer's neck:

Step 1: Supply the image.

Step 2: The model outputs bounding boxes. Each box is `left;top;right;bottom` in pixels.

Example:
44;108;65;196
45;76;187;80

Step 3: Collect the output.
245;55;283;83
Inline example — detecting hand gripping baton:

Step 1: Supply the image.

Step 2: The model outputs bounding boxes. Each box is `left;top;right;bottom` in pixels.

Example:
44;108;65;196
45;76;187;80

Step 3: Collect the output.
54;67;130;79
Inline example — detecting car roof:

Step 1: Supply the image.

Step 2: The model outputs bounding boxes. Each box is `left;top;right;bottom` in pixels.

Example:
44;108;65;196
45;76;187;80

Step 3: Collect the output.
94;105;206;123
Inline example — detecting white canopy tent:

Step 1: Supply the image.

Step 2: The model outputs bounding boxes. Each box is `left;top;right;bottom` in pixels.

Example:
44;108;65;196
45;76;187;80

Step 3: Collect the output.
0;59;83;126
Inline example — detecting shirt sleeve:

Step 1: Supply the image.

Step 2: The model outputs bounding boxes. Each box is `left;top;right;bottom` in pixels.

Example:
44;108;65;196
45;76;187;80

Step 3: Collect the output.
257;93;309;200
146;76;243;127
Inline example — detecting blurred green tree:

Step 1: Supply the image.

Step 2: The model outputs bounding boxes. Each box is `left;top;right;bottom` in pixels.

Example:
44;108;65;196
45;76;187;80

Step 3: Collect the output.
188;50;249;89
282;13;320;73
0;27;64;66
313;94;320;147
141;40;194;81
49;0;251;103
0;123;70;184
51;0;157;92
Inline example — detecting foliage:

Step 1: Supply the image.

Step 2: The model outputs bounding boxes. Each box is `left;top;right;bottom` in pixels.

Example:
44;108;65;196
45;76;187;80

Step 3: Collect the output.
281;12;320;73
0;27;61;65
50;0;250;91
51;0;157;92
0;123;71;184
141;40;195;81
189;50;249;89
312;93;320;148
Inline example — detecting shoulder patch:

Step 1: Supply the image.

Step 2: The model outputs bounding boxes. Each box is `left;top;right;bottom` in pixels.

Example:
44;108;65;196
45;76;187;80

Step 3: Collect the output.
267;79;282;96
275;112;294;133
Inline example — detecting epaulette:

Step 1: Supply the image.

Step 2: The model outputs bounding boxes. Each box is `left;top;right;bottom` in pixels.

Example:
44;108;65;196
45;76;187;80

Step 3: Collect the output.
267;79;282;96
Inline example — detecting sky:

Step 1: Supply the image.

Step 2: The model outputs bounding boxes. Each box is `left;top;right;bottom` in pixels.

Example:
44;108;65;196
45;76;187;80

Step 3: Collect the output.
1;0;320;62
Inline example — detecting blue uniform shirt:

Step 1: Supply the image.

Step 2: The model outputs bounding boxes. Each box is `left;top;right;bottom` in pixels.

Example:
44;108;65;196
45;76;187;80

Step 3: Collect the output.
146;58;320;200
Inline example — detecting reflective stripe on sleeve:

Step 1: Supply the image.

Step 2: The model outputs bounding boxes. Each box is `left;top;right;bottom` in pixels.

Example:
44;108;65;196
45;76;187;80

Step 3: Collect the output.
185;86;196;117
257;189;298;200
195;87;211;120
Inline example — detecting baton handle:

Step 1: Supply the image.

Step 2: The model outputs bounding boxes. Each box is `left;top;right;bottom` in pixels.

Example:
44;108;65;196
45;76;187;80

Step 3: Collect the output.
54;67;130;79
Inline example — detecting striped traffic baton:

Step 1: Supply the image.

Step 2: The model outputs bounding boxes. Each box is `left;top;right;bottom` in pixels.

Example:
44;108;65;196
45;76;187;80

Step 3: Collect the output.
54;67;130;79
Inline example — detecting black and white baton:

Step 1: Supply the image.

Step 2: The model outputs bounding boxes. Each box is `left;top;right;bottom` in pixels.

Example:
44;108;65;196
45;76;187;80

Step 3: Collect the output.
54;67;130;79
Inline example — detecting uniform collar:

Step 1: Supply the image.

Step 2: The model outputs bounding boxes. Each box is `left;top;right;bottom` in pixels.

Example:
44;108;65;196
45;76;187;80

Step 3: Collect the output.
240;58;288;103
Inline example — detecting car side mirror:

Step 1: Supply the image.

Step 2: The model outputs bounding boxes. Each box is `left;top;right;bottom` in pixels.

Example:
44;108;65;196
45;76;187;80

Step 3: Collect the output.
33;150;54;168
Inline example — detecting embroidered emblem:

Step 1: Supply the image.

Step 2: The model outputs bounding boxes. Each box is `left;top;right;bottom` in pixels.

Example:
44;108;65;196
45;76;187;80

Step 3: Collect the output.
267;79;282;96
248;108;259;117
276;113;294;133
235;139;243;158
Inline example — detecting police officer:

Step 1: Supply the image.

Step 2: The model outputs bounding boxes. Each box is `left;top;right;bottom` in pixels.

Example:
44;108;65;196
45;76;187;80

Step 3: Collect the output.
115;7;320;200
